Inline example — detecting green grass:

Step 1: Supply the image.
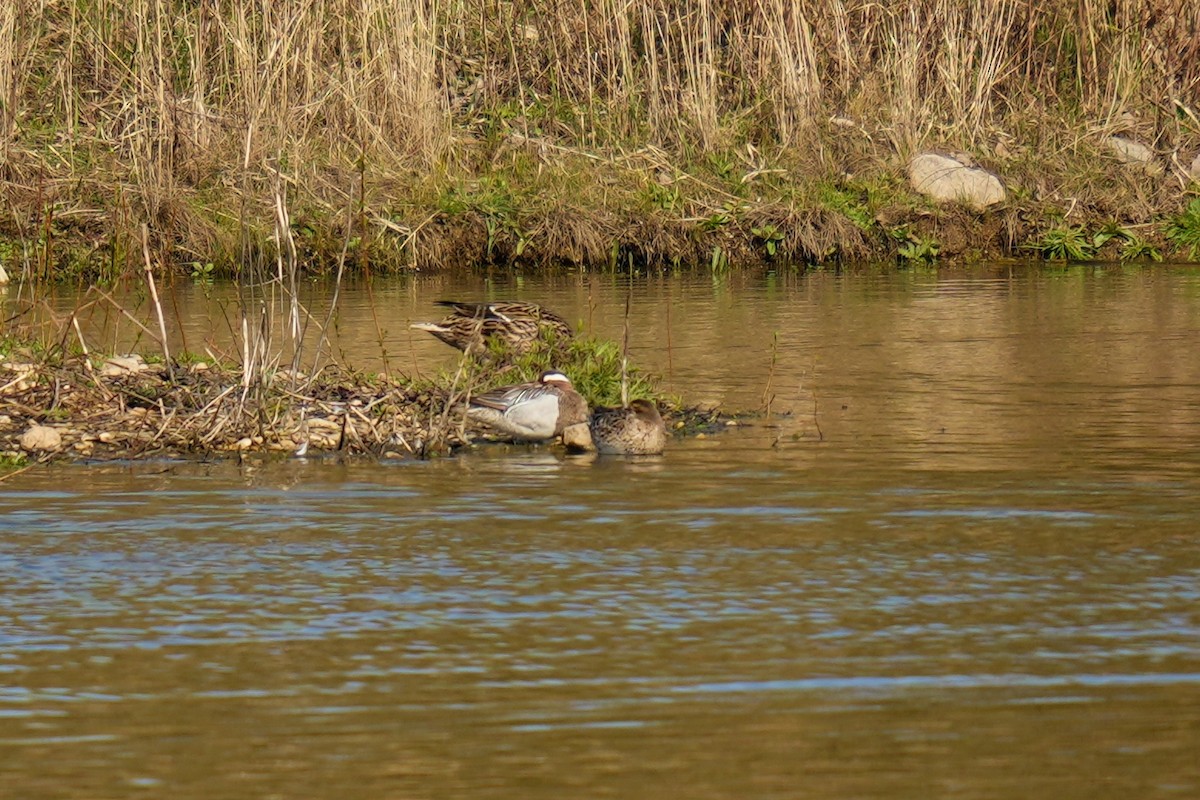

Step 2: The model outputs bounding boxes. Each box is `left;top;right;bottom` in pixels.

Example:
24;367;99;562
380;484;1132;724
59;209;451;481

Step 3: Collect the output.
1030;225;1096;261
0;453;29;472
1166;198;1200;260
428;332;662;410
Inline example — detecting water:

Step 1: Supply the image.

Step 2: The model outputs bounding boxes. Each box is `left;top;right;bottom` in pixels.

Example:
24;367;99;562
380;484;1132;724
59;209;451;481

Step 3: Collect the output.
3;265;1200;798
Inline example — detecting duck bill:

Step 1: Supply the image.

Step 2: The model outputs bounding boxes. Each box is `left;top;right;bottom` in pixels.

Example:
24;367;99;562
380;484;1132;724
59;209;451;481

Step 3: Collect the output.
561;422;595;452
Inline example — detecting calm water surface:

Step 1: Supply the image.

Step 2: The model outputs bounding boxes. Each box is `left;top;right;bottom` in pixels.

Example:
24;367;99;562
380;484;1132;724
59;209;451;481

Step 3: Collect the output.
3;266;1200;798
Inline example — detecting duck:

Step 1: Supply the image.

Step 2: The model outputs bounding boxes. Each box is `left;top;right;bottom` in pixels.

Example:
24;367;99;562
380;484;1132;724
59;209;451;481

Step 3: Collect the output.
411;300;573;357
564;398;668;455
466;370;590;441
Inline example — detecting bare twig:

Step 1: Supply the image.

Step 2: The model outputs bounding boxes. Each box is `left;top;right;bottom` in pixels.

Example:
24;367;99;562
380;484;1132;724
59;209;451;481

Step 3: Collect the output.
140;224;171;368
620;286;631;407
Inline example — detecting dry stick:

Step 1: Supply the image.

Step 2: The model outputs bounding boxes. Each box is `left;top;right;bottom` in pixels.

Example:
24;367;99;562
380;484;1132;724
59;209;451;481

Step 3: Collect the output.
143;407;179;451
0;464;37;483
665;284;674;382
762;331;779;417
348;404;381;442
93;289;158;340
620;287;631;407
271;168;303;379
308;178;357;390
140;225;171;369
70;316;114;401
434;352;473;450
356;135;391;379
810;384;823;442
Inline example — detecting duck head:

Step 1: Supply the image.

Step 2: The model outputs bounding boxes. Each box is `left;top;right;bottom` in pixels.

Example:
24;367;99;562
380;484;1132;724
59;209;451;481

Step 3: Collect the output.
539;370;573;386
629;398;662;422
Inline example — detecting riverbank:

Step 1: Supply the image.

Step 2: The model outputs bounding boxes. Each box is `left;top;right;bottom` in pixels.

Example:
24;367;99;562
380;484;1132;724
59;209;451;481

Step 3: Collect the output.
1;1;1198;280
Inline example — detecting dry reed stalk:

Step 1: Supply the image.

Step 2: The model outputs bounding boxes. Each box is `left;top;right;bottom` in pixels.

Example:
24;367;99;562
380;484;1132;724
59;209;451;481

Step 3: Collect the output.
0;1;20;161
761;0;821;143
620;287;630;408
761;331;778;418
139;224;171;366
271;166;304;378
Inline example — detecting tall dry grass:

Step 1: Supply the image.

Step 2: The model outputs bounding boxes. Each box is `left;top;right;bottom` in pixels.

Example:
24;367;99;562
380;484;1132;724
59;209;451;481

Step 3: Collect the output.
0;0;1195;272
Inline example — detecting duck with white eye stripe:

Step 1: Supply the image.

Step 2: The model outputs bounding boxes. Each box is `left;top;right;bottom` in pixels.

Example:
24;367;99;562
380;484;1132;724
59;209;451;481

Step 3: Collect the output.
466;370;589;442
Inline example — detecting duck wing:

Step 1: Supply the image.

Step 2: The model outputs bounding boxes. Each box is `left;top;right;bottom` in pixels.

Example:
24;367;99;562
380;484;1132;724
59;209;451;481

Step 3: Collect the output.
467;384;560;439
468;381;547;412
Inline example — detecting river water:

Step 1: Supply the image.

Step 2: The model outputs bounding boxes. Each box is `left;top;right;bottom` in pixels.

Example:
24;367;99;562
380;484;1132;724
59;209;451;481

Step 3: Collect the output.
3;265;1200;798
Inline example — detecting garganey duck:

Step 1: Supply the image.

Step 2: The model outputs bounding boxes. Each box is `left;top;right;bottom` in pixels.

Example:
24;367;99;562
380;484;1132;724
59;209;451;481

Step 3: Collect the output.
466;370;589;441
563;398;668;455
411;300;573;356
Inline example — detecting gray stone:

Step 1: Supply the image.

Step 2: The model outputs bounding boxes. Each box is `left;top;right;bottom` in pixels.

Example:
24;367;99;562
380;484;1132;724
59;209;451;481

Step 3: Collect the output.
20;425;61;452
908;152;1006;210
1190;153;1200;181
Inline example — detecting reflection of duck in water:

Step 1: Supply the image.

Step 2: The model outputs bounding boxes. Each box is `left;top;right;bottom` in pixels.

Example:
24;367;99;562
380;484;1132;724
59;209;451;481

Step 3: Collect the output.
565;398;668;455
411;300;573;356
466;370;589;442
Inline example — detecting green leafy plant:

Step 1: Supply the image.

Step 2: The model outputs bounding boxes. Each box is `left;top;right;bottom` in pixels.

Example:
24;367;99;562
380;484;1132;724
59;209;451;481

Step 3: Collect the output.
1165;198;1200;259
190;261;215;282
1118;235;1162;262
1;453;28;471
891;226;940;264
1090;222;1161;261
818;184;874;230
751;224;785;257
699;207;734;232
643;181;681;212
1090;221;1127;250
706;151;736;181
1031;225;1095;260
463;334;661;409
709;245;730;274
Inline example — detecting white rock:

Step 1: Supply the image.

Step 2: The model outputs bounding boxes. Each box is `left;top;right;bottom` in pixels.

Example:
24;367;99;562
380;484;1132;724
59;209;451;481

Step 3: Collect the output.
1105;136;1161;174
19;425;61;452
1190;153;1200;181
908;152;1006;210
101;354;148;377
1106;136;1154;164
